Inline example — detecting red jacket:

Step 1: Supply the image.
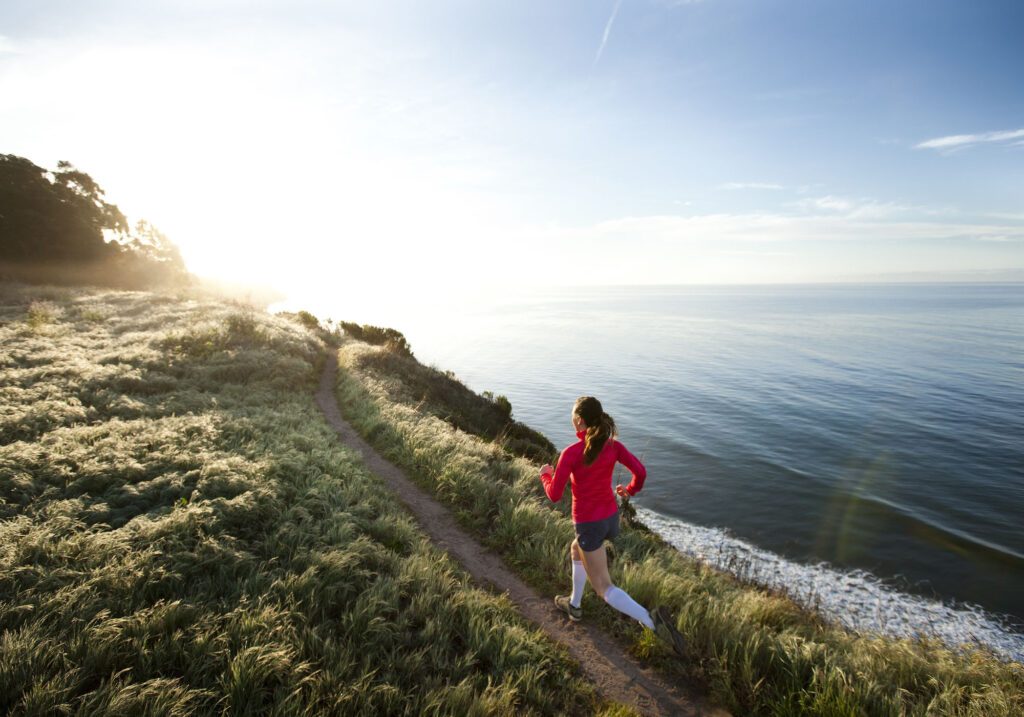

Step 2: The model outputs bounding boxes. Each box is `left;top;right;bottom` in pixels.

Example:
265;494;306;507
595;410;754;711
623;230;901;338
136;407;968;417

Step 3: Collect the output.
540;431;647;523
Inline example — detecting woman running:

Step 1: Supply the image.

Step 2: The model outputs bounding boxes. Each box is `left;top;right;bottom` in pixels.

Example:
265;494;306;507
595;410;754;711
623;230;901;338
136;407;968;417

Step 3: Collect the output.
539;396;686;654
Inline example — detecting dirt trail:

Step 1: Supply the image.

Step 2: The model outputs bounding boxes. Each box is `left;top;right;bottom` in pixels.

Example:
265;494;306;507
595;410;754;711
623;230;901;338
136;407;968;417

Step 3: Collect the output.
315;350;728;717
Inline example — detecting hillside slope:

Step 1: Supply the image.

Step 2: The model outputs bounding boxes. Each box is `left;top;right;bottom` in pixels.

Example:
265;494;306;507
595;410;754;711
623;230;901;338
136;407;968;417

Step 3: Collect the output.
0;282;610;715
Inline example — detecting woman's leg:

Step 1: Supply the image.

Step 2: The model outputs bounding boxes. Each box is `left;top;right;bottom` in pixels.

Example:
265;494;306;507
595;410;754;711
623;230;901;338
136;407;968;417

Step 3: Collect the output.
580;543;654;629
578;542;612;597
569;539;588;608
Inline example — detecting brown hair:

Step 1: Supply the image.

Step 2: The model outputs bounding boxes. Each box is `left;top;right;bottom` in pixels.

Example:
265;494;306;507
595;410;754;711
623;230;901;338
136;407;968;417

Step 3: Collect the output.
574;396;617;464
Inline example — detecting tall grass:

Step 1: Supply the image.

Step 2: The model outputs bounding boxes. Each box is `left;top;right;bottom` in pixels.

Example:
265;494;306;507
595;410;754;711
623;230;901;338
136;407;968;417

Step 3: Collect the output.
351;344;554;462
333;339;1024;716
0;282;616;716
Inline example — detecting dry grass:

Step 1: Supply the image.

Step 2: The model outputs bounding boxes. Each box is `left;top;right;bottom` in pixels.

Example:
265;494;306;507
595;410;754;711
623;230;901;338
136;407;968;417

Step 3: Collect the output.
0;281;613;716
351;342;554;463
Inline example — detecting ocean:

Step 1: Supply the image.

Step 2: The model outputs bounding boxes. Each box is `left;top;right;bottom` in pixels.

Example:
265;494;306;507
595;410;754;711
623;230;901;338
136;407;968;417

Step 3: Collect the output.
283;283;1024;660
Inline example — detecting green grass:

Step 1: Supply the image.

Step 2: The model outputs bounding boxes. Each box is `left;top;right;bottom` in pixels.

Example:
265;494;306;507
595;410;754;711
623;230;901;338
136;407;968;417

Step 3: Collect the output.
0;281;622;716
333;338;1024;716
350;340;554;462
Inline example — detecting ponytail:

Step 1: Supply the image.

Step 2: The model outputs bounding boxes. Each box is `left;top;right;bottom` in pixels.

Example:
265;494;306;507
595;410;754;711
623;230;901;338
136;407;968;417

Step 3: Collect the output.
574;397;617;464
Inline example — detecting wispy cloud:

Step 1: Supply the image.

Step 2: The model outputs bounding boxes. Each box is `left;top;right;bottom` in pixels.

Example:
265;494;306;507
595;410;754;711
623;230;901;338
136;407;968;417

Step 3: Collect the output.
915;128;1024;151
594;0;623;65
973;235;1023;243
986;212;1024;222
790;195;915;219
513;209;1024;284
719;182;784;191
558;208;1024;245
0;35;19;54
720;249;795;256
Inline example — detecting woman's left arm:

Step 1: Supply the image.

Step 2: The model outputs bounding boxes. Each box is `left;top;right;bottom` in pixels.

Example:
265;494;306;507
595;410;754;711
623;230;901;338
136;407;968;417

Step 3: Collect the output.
615;441;647;497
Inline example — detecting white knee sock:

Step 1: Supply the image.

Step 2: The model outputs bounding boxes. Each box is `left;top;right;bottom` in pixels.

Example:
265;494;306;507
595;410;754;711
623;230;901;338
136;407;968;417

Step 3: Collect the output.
570;560;587;608
603;586;654;629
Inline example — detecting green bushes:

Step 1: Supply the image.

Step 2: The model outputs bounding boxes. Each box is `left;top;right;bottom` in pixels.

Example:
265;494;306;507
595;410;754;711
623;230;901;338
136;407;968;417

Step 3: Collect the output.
159;311;270;358
26;300;59;329
293;310;320;331
350;340;555;463
0;283;607;715
340;321;413;357
334;339;1024;717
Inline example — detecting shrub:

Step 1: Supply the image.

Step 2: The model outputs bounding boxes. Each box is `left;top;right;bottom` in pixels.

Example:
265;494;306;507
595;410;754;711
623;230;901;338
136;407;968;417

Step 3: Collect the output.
294;310;320;331
339;322;413;357
26;300;58;329
352;345;554;462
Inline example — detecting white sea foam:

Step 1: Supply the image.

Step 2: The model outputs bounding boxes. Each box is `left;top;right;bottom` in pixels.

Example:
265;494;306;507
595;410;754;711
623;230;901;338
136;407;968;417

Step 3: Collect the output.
636;506;1024;663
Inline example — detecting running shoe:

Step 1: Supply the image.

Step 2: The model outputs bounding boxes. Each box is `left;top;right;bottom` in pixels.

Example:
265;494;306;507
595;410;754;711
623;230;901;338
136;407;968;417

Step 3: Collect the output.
554;595;583;622
651;605;688;658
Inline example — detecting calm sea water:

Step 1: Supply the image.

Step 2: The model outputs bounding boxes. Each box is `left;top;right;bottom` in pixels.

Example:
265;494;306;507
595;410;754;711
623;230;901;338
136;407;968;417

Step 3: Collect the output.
285;283;1024;658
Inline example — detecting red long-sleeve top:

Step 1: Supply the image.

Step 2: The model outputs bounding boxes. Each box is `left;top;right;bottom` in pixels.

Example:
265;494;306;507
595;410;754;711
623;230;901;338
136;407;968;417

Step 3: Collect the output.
540;431;647;523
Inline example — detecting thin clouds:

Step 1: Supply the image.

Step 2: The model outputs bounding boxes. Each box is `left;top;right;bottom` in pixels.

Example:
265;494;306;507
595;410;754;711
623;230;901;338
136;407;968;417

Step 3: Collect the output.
974;235;1023;243
915;128;1024;151
986;212;1024;222
791;195;915;219
719;182;784;191
515;208;1024;285
580;212;1024;244
554;189;1024;246
594;0;623;65
595;0;701;65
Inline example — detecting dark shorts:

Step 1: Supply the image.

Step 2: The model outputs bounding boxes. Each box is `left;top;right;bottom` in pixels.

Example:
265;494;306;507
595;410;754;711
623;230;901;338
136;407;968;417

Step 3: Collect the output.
574;511;620;552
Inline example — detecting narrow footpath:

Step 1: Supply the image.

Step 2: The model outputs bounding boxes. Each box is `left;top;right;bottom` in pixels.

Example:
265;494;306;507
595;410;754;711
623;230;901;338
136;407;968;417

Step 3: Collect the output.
315;350;728;717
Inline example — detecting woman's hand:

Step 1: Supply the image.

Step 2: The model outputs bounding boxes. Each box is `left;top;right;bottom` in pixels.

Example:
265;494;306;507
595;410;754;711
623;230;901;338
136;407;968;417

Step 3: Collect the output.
615;484;630;498
540;464;554;479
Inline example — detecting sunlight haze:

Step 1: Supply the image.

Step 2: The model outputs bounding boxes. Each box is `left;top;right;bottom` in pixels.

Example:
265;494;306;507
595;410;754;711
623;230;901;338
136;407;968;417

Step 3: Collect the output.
2;0;1022;303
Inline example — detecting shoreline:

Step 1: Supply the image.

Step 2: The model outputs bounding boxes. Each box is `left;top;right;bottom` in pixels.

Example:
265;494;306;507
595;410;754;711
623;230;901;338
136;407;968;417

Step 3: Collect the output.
635;506;1024;663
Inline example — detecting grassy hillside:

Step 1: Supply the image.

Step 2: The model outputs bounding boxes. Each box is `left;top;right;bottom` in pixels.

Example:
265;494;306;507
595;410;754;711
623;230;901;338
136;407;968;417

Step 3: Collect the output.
333;338;1024;716
0;283;619;716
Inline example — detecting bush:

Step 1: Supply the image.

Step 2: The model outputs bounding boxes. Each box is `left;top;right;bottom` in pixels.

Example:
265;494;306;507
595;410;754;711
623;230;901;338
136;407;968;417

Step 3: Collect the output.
26;300;59;329
339;322;413;357
352;344;555;462
294;310;320;331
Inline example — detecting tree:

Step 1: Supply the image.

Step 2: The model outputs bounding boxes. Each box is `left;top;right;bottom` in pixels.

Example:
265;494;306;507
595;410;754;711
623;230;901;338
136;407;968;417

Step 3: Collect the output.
0;154;191;289
125;220;188;272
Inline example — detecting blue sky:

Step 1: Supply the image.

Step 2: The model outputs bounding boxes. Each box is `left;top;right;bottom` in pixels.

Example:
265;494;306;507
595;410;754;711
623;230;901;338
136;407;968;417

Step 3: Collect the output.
2;0;1022;302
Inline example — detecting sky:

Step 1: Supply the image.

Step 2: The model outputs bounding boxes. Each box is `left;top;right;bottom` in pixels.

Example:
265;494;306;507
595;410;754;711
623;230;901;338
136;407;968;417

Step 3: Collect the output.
2;0;1023;308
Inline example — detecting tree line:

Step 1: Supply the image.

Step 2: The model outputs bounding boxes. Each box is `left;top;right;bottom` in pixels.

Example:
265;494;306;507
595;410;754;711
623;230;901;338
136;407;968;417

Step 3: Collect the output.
0;153;192;289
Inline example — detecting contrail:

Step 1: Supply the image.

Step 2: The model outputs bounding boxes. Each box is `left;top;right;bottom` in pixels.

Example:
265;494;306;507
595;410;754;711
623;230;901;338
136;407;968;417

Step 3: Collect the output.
594;0;623;65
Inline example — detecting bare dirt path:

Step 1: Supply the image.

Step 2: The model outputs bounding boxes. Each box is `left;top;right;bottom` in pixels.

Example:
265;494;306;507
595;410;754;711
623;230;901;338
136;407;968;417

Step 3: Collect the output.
315;351;728;717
